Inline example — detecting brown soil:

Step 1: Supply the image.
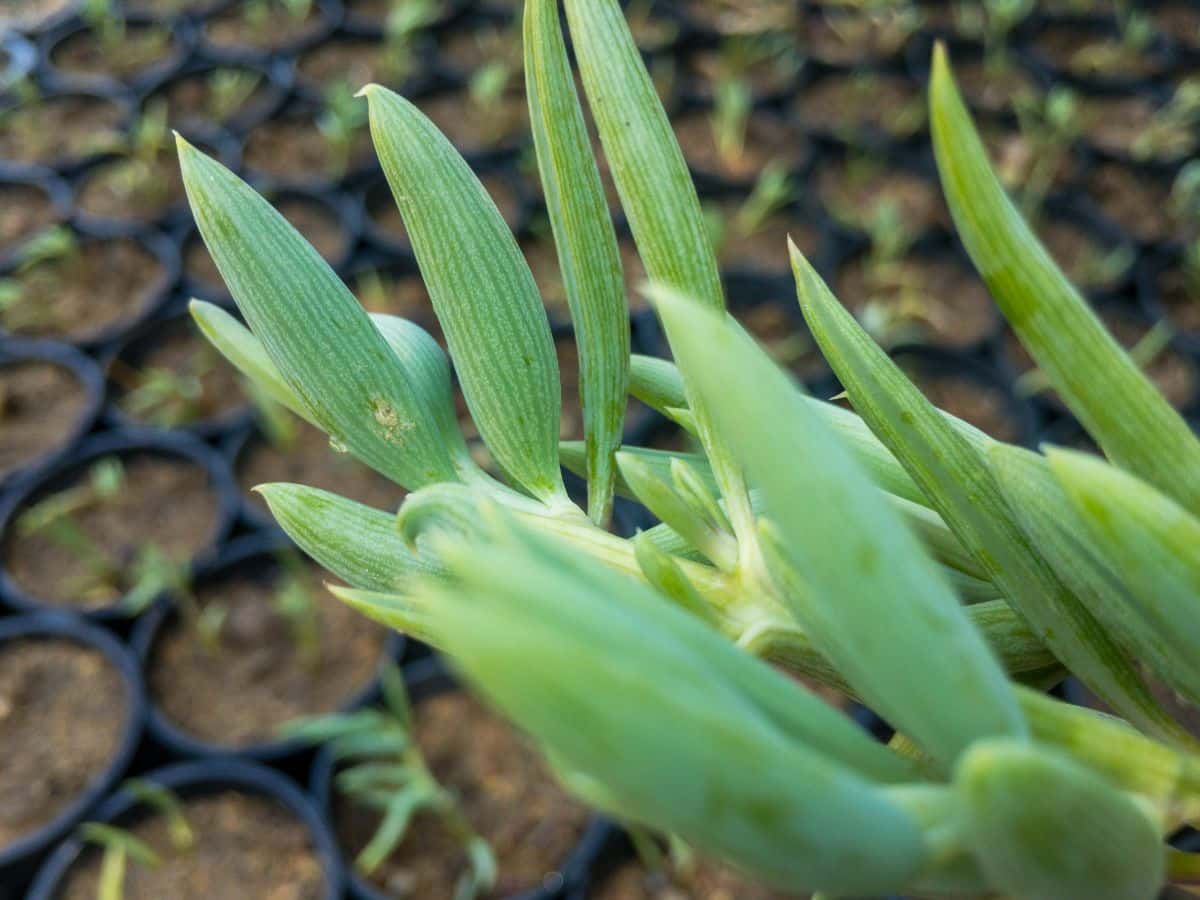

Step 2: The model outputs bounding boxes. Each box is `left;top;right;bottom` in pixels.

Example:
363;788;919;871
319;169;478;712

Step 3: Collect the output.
242;114;374;183
678;0;795;35
4;455;222;608
51;23;175;82
440;22;520;76
297;38;392;93
1156;265;1200;338
1;238;167;344
673;110;806;182
684;45;799;101
594;858;802;899
279;196;351;263
111;321;246;428
800;7;917;66
156;66;275;132
625;1;680;52
619;239;651;313
76;151;186;223
335;691;590;898
0;638;125;848
0;182;58;254
354;271;438;328
735;302;826;383
523;238;570;318
710;202;817;274
1033;27;1165;80
1036;218;1130;292
835;257;997;350
1085;163;1173;244
368;171;522;245
238;419;409;516
0;0;73;31
124;0;224;14
901;362;1021;443
204;2;326;52
183;232;224;292
817;161;947;234
979;123;1080;198
1077;94;1195;162
556;334;584;441
344;0;450;30
0;361;87;480
148;564;386;746
0;95;125;167
794;74;925;142
1155;3;1200;50
953;58;1038;117
421;90;528;156
58;791;325;900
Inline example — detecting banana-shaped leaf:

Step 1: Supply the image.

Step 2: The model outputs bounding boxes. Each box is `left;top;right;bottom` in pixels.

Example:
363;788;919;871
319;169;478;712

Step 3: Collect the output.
956;739;1163;900
257;483;433;591
363;86;567;507
525;0;629;525
793;244;1175;743
1049;448;1200;710
991;443;1200;745
653;284;1026;771
178;141;460;491
931;46;1200;517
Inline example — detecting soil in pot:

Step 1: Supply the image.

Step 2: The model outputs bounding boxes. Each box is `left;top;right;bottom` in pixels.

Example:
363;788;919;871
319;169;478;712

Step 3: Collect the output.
1036;216;1133;294
51;21;176;84
800;5;919;66
623;0;680;53
56;790;325;899
0;181;60;257
1154;258;1200;341
75;132;202;225
677;0;795;36
298;37;411;94
242;111;374;185
237;418;409;517
203;0;327;54
1;236;168;344
816;157;947;236
1085;163;1176;245
334;690;590;898
682;38;803;103
1154;3;1200;51
979;120;1081;210
706;197;818;276
421;88;528;158
898;360;1025;443
1077;91;1199;165
110;319;246;429
1030;23;1167;83
3;454;222;609
673;109;807;184
0;359;87;481
344;0;453;31
834;255;997;351
793;73;925;144
951;56;1040;118
592;858;799;899
123;0;224;14
440;19;521;78
353;270;441;335
733;302;827;385
155;65;279;134
0;95;125;167
0;0;73;31
147;561;387;747
0;637;125;849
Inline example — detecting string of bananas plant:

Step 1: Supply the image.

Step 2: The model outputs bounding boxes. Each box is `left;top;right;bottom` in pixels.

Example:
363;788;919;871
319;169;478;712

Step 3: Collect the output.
178;0;1200;895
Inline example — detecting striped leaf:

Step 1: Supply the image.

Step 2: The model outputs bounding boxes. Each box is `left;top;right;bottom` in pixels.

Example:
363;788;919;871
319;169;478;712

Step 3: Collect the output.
792;244;1173;742
525;0;629;524
931;45;1200;517
179;140;460;491
653;284;1026;771
364;86;567;507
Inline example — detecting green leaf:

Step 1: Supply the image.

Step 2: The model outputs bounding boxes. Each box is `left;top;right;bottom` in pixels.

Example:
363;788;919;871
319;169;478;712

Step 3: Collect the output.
931;46;1200;517
363;86;567;507
792;243;1174;745
1048;447;1200;710
956;739;1163;900
178;139;460;491
256;483;433;591
414;523;931;894
525;0;629;525
653;284;1026;771
990;443;1199;746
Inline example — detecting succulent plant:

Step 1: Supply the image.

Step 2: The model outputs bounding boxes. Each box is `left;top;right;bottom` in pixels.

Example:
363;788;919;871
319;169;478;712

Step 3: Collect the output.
179;0;1200;895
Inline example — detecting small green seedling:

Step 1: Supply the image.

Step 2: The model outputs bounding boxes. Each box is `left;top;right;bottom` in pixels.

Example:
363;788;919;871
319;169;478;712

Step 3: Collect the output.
704;162;793;260
1010;85;1078;220
709;75;752;170
1134;79;1200;163
244;0;312;32
318;82;369;177
111;339;219;428
78;780;195;900
955;0;1033;65
0;226;82;333
206;69;262;123
272;552;323;670
285;665;496;899
381;0;438;82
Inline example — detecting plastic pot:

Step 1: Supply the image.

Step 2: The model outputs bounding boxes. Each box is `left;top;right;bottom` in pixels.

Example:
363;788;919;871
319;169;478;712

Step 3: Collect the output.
39;12;196;95
131;533;405;765
0;163;72;269
195;0;344;65
0;613;146;896
0;429;239;622
139;55;294;140
24;758;345;900
0;88;133;175
0;338;105;491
